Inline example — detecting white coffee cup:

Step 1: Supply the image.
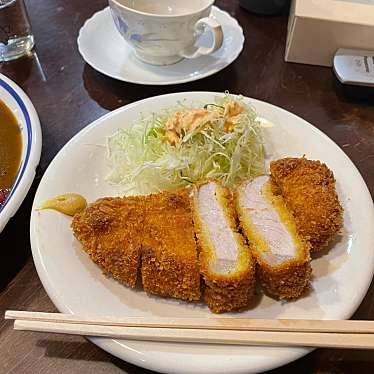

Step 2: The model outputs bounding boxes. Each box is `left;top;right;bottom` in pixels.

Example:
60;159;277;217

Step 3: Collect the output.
108;0;224;65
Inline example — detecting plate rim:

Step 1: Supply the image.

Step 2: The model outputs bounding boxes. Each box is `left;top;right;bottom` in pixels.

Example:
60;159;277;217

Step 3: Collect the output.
77;6;244;85
30;91;374;374
0;73;42;233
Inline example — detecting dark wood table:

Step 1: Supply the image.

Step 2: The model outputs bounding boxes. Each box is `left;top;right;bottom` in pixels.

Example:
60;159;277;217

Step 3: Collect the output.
1;0;373;373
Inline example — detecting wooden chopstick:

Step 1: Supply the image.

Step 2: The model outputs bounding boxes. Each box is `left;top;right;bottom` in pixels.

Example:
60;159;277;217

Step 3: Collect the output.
10;319;374;349
6;311;374;349
5;310;374;333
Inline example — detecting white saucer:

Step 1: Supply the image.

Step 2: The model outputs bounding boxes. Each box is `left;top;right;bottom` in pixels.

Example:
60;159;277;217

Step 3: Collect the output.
77;7;244;85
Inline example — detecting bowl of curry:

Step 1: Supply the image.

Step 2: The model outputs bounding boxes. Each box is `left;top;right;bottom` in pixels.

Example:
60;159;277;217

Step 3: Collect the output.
0;73;41;233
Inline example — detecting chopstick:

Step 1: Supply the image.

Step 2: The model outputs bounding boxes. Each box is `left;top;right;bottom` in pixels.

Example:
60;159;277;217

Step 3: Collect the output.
5;311;374;333
6;311;374;349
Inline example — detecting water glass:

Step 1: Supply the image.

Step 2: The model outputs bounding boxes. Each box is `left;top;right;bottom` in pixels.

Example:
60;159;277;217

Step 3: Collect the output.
0;0;34;61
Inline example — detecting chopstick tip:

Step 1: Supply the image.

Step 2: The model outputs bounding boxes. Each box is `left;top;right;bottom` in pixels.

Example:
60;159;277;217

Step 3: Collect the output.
4;310;13;320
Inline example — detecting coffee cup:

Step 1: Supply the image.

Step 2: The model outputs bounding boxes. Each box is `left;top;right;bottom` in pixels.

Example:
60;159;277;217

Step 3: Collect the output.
108;0;224;65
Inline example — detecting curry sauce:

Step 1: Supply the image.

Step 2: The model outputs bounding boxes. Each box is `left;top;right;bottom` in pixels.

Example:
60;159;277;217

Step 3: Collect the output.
0;100;22;207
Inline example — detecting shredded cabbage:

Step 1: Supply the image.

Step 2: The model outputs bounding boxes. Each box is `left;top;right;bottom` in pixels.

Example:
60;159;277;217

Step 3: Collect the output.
106;94;265;194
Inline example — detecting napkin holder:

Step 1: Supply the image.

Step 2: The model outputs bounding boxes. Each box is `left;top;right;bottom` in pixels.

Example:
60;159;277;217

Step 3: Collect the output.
285;0;374;67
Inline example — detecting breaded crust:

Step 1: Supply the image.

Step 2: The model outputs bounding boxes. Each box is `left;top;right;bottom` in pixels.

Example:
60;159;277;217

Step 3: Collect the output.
270;157;343;252
141;189;201;301
194;183;255;313
71;197;144;288
256;260;311;299
236;179;311;299
200;246;255;313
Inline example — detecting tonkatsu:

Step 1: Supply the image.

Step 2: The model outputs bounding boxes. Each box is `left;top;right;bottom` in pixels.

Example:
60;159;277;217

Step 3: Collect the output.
270;158;343;252
193;181;255;313
141;189;201;301
236;176;311;299
70;156;343;312
71;196;144;288
72;190;201;301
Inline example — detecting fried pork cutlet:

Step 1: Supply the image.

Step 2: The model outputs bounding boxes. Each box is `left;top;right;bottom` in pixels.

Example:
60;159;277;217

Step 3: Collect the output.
72;190;201;302
141;189;201;301
193;182;255;313
236;176;311;299
270;158;343;252
71;196;144;288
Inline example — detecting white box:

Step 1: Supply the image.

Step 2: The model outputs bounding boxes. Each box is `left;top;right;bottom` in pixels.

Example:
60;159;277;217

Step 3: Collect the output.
285;0;374;67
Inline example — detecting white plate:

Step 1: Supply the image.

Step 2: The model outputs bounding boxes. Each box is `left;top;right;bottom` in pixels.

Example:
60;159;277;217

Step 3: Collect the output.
30;92;374;374
0;73;42;233
77;7;244;85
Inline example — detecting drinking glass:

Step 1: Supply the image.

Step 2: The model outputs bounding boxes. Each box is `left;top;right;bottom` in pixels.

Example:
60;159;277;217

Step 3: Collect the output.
0;0;34;61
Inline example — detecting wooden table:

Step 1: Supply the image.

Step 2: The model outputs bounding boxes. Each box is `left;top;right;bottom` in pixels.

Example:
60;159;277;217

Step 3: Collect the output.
1;0;373;373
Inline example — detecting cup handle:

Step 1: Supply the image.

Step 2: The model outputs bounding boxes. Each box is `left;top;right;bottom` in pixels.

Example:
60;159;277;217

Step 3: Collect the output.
180;17;224;59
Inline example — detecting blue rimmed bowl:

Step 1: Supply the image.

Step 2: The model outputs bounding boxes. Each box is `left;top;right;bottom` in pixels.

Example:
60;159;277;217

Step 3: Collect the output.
0;73;42;233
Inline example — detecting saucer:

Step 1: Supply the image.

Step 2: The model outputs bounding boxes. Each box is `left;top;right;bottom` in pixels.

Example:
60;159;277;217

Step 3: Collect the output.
77;6;244;85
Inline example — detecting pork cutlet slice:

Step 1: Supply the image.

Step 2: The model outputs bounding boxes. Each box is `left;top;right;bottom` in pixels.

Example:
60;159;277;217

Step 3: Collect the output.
193;182;255;313
236;176;311;299
141;189;201;301
270;157;343;252
71;196;144;288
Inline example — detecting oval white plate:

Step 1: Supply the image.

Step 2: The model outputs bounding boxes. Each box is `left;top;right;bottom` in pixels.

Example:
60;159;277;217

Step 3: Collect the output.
31;92;374;374
77;7;244;85
0;73;42;233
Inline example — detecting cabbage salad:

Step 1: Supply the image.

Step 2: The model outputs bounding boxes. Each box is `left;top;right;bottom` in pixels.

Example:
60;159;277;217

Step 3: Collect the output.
107;94;265;194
